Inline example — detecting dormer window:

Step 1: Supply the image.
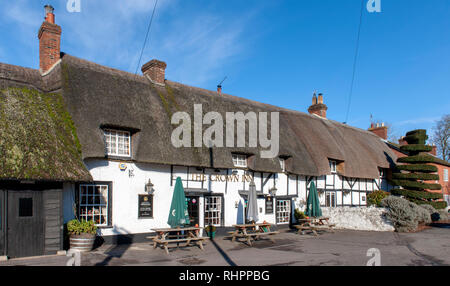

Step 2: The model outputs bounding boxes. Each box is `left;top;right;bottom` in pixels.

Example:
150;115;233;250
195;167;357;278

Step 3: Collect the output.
232;154;247;168
104;129;131;157
329;160;337;173
379;168;385;178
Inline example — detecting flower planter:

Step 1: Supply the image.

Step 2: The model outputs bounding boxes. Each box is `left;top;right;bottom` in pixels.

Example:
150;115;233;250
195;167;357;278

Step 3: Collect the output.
206;231;216;239
69;233;96;252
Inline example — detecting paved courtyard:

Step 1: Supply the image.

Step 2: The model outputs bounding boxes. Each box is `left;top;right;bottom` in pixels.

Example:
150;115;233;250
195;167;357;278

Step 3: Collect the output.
1;226;449;266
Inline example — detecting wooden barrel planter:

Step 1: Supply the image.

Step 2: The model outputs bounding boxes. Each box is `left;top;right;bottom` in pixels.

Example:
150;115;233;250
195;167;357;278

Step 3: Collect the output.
69;233;96;252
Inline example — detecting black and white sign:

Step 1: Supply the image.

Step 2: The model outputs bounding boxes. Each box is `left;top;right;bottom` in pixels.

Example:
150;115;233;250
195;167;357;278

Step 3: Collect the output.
138;194;153;218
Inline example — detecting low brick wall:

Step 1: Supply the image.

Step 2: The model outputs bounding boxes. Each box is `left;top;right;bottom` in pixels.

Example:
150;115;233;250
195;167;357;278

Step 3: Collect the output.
321;206;395;232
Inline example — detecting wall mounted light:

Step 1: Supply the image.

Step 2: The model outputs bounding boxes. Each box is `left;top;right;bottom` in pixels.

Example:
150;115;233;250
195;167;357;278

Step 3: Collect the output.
269;186;277;197
145;179;155;194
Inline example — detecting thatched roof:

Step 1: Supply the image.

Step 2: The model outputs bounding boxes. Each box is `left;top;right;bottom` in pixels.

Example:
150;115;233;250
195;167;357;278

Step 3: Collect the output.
0;62;92;182
60;54;396;179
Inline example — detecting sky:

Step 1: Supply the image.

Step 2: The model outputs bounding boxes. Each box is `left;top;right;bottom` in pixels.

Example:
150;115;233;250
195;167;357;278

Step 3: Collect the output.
0;0;449;141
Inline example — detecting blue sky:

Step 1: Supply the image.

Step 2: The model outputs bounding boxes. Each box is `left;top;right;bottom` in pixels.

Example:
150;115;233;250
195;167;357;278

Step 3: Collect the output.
1;0;449;141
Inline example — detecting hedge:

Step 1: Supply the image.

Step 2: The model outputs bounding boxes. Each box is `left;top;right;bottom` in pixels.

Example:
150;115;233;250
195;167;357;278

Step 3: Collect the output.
395;164;438;173
367;190;390;207
399;144;432;153
391;189;443;200
409;199;448;210
404;129;428;145
392;173;439;181
390;179;442;190
397;155;437;164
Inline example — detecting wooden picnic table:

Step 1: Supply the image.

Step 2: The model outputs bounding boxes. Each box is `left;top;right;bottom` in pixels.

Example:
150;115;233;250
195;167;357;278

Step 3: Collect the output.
294;217;336;236
148;227;209;254
228;223;280;246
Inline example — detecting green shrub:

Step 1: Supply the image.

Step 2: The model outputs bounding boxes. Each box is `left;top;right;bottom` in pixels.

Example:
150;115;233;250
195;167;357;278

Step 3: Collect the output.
404;129;428;145
390;179;441;190
400;144;432;153
395;164;437;173
391;172;439;181
367;190;390;207
67;219;97;235
204;225;216;232
380;196;430;232
391;189;444;200
397;155;437;164
294;209;306;220
411;199;448;210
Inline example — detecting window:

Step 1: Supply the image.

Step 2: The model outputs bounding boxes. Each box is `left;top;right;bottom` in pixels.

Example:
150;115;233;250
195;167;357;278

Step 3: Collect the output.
276;199;290;224
79;184;110;226
104;129;131;157
279;158;285;172
19;198;33;217
204;196;222;226
329;160;337;173
379;168;385;178
444;169;448;182
325;192;336;207
232;154;247;168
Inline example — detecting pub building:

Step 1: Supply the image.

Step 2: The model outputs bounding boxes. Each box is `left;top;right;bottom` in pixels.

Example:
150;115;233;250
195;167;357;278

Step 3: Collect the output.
0;6;396;258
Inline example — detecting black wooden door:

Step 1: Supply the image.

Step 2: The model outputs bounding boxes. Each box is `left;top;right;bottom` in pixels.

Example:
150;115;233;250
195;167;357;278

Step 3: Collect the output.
7;190;45;258
0;190;4;256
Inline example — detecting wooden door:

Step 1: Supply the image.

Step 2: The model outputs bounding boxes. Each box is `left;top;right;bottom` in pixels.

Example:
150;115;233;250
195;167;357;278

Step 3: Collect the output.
7;190;45;258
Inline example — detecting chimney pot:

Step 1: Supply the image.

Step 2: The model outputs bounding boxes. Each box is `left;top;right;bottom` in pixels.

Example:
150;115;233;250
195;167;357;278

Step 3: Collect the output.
318;93;323;104
308;92;327;118
44;5;55;24
142;59;167;85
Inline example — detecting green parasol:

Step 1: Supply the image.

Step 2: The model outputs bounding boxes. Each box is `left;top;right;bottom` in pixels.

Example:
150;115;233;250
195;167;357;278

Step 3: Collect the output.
305;181;322;217
167;177;190;228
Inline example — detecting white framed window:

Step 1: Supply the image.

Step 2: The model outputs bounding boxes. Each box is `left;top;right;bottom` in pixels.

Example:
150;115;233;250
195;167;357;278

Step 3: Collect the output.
329;160;337;173
444;169;448;182
325;192;336;207
204;196;222;226
104;129;131;157
79;184;109;226
232;154;247;168
279;158;285;172
276;199;290;224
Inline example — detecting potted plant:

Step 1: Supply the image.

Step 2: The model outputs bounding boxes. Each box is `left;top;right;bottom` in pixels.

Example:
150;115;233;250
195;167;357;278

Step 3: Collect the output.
67;219;98;252
294;208;306;221
204;224;216;239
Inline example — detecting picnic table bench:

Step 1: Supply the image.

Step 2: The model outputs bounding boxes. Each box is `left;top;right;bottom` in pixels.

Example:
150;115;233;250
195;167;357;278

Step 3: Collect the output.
228;223;279;246
147;227;209;255
294;217;335;236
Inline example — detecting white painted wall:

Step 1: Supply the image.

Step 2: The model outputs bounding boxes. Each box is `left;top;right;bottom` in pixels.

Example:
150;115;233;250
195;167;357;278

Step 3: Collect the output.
61;159;392;236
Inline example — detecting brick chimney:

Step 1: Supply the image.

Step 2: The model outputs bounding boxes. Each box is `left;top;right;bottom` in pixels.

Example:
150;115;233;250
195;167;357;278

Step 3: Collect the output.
142;59;167;85
217;85;222;94
38;5;61;75
368;122;388;140
308;93;328;118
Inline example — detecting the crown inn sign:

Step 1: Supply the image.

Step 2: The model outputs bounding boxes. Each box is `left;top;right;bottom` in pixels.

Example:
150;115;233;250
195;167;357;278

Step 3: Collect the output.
190;173;254;183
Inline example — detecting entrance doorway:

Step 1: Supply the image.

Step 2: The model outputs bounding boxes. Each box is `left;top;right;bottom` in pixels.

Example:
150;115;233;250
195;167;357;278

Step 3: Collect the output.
7;190;45;258
185;196;200;227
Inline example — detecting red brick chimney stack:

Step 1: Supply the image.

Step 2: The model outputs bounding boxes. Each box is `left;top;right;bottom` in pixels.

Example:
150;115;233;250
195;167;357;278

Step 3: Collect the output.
141;59;167;85
38;5;61;74
308;93;328;118
368;122;388;140
217;85;222;94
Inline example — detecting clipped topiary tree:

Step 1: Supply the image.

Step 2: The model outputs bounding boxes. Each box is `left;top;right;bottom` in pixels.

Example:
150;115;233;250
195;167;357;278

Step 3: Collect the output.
391;129;447;209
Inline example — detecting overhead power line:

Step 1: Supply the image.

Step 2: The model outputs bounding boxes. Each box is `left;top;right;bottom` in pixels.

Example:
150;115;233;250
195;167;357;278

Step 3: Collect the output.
134;0;159;76
344;0;365;124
